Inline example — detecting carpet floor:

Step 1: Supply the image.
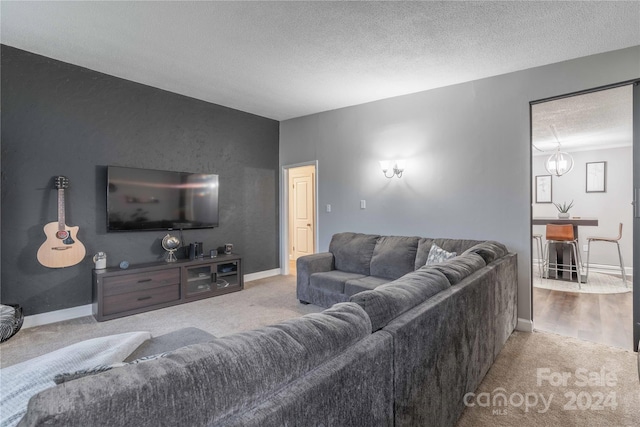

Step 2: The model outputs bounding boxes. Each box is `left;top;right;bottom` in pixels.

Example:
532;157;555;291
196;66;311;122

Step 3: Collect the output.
2;275;638;426
0;275;322;368
457;330;640;426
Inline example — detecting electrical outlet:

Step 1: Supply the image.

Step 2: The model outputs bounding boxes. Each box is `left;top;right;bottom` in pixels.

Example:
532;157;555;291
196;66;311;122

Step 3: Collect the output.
582;244;588;252
326;204;332;213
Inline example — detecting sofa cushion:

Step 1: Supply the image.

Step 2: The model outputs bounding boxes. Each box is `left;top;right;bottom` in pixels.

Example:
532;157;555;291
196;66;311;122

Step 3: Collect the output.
415;238;484;269
462;241;509;264
425;243;457;265
329;232;380;275
425;252;487;285
350;268;451;332
344;276;391;297
311;271;367;294
370;236;420;280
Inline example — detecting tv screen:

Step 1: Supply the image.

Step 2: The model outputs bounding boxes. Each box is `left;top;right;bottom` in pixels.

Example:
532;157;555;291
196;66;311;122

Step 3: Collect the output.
107;166;219;231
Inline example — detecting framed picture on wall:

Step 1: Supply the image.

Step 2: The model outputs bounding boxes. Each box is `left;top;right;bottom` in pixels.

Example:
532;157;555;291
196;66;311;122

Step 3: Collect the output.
535;175;552;203
586;161;606;193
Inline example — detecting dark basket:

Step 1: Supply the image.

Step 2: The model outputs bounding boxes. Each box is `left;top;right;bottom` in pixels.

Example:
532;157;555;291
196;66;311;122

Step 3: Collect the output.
0;304;24;343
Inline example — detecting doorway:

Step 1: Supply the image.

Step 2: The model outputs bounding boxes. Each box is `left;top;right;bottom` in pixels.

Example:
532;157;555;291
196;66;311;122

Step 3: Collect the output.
530;83;637;350
281;162;318;276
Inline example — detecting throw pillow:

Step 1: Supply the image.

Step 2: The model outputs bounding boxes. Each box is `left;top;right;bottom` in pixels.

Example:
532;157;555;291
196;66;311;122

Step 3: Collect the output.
425;243;457;265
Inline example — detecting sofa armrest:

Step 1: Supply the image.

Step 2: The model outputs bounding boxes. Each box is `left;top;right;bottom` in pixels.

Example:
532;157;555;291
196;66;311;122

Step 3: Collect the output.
296;253;335;303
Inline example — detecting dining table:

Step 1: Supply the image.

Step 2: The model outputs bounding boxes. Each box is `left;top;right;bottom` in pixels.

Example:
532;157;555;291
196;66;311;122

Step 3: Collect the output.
532;217;599;282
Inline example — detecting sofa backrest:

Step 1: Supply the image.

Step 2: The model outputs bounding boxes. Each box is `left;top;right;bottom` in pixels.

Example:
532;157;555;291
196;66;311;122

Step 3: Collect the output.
213;331;394;427
19;303;375;427
350;267;451;332
462;240;509;264
329;234;507;279
370;235;420;280
423;252;487;285
329;232;380;275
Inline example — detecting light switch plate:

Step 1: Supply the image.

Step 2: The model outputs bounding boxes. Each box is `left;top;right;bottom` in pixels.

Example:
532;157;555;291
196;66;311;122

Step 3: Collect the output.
360;200;366;209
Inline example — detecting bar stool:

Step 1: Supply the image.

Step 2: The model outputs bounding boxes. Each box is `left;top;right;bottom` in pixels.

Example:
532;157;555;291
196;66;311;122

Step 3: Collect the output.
544;224;584;288
532;233;544;277
586;223;627;287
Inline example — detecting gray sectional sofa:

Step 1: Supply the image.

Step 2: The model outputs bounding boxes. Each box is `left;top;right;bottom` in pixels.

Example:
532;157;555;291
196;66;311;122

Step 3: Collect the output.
297;232;518;426
18;232;517;427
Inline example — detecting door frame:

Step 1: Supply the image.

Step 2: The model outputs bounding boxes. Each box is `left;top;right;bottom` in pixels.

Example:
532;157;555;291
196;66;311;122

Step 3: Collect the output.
633;81;640;351
280;161;319;275
529;78;640;350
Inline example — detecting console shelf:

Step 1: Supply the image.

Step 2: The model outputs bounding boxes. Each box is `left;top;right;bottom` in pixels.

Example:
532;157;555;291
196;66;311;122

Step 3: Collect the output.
92;254;243;321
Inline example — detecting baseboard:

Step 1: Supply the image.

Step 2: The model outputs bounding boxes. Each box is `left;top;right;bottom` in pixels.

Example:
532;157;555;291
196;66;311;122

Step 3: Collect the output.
244;268;282;282
533;259;632;277
516;318;534;332
22;304;93;329
586;263;633;277
22;268;284;329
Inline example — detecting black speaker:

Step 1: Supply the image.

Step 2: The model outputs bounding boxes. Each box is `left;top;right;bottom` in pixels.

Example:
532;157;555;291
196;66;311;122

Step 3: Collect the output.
196;242;203;258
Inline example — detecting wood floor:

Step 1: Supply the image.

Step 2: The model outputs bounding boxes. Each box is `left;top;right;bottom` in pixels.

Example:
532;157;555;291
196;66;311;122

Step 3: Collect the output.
533;285;633;350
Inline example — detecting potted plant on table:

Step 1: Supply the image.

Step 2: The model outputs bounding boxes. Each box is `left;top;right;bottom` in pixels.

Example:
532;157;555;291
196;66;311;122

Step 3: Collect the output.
553;200;574;218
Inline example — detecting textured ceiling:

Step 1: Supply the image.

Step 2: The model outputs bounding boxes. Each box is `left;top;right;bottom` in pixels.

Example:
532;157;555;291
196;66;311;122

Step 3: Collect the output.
1;1;639;121
532;85;633;154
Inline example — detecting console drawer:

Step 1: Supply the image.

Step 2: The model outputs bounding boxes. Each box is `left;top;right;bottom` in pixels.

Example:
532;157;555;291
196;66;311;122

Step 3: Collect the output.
103;284;180;316
103;268;180;296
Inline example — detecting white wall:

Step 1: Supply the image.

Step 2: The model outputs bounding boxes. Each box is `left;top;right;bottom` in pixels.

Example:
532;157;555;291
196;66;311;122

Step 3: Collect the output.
279;46;640;325
533;146;633;270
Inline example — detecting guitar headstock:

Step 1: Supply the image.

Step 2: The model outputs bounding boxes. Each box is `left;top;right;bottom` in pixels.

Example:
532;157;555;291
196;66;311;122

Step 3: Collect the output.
54;176;69;190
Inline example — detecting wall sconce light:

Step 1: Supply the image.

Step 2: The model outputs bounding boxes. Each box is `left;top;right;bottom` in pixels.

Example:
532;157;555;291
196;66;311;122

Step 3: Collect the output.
379;160;405;179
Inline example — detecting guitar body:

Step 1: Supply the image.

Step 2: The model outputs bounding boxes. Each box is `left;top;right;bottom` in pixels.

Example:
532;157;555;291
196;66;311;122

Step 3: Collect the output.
37;176;86;268
37;222;86;268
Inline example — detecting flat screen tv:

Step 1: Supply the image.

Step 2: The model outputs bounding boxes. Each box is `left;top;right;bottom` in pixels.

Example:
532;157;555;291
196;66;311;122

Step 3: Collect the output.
107;166;219;231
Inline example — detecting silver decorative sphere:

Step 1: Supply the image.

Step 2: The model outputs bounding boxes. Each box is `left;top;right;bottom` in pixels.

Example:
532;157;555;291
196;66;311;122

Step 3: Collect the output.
162;235;181;251
162;234;180;262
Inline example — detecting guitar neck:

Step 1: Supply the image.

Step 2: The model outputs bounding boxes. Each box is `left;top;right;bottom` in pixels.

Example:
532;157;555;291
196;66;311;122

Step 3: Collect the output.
58;188;66;231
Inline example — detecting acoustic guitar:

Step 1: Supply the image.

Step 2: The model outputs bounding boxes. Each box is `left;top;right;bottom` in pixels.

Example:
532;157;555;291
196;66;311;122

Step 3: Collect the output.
37;176;86;268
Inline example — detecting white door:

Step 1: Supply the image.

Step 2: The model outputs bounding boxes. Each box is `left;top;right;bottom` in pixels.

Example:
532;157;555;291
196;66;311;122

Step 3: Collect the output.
289;165;315;260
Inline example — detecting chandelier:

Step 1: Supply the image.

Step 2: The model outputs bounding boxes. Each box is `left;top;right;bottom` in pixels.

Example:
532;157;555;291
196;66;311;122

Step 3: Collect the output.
545;146;574;177
544;125;574;177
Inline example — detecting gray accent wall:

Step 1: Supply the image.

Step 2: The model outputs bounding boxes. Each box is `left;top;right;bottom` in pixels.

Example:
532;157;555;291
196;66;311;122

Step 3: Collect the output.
1;45;280;316
280;46;640;325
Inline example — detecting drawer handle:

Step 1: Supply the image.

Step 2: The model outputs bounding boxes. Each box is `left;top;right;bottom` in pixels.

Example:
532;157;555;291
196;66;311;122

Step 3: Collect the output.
137;296;152;301
137;279;153;283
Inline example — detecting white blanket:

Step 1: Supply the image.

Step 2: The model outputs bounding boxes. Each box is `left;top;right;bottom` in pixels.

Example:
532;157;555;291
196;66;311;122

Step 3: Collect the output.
0;331;150;427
